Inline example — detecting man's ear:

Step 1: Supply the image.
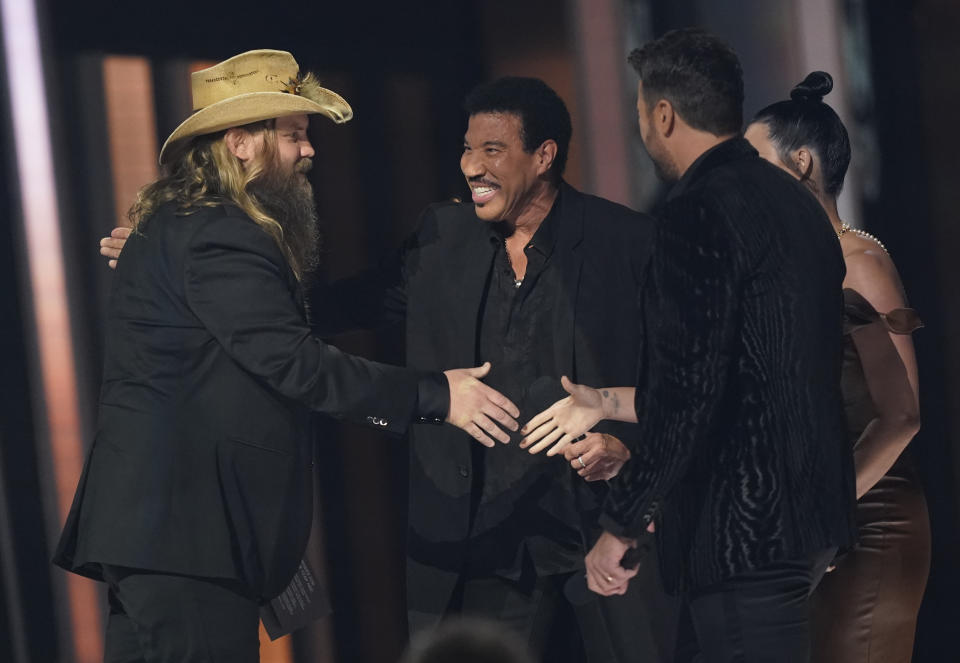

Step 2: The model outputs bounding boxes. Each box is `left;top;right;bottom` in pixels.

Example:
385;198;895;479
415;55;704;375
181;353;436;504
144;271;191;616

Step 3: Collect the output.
535;139;558;177
224;127;257;163
655;99;676;138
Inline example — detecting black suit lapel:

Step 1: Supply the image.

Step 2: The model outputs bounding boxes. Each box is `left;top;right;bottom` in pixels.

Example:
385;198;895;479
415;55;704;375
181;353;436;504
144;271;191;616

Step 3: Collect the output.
552;185;584;380
451;223;498;366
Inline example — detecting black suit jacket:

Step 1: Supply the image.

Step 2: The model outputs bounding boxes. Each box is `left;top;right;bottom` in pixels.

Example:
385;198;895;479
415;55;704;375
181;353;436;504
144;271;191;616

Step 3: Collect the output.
601;138;857;592
314;183;656;624
54;203;426;600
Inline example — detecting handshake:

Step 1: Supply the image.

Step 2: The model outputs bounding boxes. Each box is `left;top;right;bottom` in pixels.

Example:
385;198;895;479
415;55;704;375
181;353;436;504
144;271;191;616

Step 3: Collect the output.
444;369;629;482
101;228;629;480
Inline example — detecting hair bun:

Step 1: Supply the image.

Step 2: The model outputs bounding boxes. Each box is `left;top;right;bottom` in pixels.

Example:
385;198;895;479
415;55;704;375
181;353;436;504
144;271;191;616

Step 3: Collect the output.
790;71;833;103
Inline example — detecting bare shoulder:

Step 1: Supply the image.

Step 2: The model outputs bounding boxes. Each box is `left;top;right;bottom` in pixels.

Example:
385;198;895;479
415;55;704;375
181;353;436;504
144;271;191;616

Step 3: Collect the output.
841;233;908;312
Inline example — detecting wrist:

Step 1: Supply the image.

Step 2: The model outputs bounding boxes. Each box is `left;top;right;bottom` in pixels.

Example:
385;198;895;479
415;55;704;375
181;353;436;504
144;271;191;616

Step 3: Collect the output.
417;372;450;424
601;434;630;461
602;529;636;547
600;388;615;420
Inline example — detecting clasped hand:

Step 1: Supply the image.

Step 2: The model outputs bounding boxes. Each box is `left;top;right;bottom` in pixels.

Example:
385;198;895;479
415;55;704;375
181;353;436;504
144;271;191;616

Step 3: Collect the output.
585;530;639;596
561;433;630;482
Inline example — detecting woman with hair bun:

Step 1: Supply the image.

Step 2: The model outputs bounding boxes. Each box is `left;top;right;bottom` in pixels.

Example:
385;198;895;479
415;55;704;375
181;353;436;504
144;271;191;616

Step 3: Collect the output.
745;71;930;663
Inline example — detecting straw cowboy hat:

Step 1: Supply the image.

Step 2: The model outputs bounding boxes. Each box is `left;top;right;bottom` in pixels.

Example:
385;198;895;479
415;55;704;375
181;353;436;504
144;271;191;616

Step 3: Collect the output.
158;49;352;164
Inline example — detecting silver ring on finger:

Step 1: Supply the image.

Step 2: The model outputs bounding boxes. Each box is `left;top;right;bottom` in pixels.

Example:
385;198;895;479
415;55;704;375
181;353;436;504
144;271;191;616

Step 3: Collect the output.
605;574;613;582
578;455;586;469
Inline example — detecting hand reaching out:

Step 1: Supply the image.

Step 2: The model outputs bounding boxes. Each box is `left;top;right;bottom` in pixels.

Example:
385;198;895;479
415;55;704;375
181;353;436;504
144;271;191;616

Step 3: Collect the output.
520;376;604;455
445;362;520;447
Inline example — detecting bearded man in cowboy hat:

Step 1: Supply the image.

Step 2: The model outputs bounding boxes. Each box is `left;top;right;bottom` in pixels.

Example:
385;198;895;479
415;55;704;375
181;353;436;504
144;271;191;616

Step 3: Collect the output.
53;49;519;663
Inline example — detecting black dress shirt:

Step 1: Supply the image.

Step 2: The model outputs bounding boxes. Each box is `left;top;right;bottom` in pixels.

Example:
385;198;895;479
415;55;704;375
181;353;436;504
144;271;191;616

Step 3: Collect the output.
464;193;583;578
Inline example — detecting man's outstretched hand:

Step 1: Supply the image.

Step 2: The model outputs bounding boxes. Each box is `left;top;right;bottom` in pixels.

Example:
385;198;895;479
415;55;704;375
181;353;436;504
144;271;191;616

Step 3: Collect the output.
444;362;519;447
100;226;131;269
103;228;521;447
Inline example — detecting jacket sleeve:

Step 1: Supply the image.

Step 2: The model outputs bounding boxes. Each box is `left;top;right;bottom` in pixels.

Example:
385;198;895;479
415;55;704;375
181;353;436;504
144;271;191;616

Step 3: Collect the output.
600;197;743;537
183;213;424;434
307;251;407;336
306;205;445;337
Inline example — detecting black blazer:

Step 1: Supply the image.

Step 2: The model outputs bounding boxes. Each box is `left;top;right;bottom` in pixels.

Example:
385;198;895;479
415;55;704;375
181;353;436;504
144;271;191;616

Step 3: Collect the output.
315;183;656;624
54;203;425;600
600;139;857;592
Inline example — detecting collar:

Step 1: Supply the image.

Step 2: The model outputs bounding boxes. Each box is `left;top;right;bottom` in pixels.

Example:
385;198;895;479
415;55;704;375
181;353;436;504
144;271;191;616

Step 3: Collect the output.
485;184;562;259
666;137;758;202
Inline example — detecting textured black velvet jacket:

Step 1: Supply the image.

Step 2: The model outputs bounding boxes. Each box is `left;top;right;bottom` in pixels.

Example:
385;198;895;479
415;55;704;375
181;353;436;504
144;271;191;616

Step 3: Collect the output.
54;203;427;600
600;138;857;592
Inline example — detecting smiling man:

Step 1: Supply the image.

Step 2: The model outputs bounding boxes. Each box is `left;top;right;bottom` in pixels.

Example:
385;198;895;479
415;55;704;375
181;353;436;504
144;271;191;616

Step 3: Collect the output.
295;77;668;661
391;77;671;663
339;77;672;662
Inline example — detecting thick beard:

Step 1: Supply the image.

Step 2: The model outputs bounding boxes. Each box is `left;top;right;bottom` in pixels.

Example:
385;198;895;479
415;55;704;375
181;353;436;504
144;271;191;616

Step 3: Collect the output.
248;161;320;282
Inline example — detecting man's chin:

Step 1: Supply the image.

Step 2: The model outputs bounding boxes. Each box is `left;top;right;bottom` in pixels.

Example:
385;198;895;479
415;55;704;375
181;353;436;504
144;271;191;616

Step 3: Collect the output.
295;175;313;194
473;202;504;223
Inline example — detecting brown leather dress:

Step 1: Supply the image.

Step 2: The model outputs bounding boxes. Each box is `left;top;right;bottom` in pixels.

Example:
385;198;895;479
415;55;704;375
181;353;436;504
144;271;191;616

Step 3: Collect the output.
810;289;931;663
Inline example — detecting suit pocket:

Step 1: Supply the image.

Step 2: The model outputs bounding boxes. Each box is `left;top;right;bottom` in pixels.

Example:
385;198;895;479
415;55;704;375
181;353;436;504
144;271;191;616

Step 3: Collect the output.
227;435;293;456
216;437;304;598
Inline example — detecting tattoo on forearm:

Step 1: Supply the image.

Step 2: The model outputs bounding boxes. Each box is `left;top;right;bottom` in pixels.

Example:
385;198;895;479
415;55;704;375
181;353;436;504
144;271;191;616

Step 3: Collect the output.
602;390;620;416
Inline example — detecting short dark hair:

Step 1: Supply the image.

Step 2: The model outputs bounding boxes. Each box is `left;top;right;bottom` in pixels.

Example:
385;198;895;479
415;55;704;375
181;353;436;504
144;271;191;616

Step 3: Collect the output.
463;76;573;178
628;28;744;136
751;71;851;196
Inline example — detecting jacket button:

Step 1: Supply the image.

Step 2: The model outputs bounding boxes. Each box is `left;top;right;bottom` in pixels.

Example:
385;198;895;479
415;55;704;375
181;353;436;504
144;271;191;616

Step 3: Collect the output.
458;465;469;477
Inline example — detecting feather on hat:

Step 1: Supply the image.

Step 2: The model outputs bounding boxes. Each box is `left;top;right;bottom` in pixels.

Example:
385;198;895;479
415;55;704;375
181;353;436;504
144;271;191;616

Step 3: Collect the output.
159;49;352;164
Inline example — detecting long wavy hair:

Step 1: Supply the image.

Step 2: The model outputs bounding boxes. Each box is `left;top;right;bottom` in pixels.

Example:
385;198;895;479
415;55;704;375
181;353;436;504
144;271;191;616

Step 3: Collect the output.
128;119;309;278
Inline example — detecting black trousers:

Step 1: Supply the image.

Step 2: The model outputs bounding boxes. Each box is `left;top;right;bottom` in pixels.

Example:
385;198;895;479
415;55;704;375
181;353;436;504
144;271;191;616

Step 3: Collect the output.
673;549;835;663
101;565;260;663
448;569;581;662
446;548;678;663
589;548;679;663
